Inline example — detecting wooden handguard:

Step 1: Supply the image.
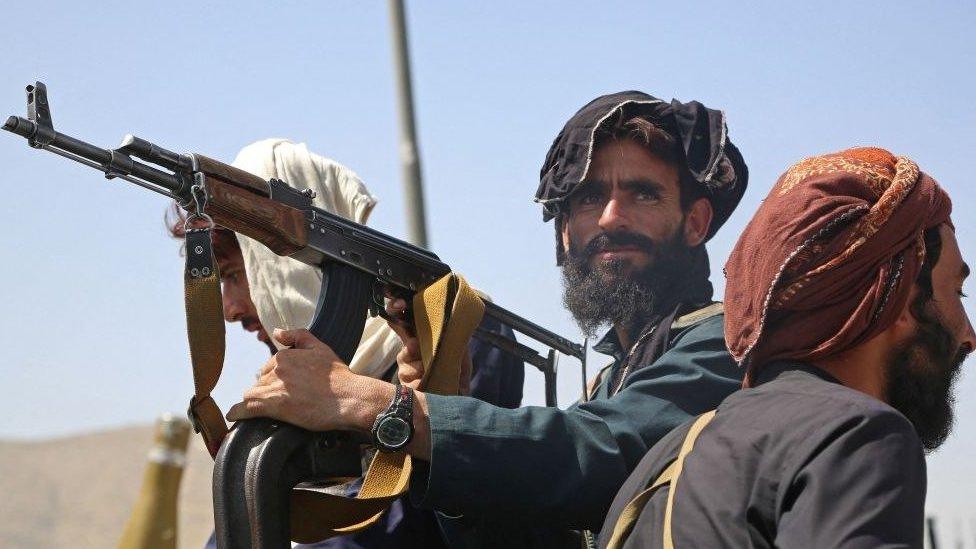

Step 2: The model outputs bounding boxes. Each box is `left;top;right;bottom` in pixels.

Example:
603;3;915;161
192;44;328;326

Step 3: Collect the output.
203;177;308;256
194;154;271;197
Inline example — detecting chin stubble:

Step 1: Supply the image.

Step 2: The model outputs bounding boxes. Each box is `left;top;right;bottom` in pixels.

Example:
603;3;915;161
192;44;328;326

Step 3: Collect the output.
561;228;690;338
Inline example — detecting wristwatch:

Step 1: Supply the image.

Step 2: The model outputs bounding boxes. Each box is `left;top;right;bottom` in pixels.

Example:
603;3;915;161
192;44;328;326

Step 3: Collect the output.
371;384;415;452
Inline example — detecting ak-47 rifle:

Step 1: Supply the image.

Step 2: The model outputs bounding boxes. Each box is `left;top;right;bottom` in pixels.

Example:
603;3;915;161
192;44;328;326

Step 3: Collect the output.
4;81;586;547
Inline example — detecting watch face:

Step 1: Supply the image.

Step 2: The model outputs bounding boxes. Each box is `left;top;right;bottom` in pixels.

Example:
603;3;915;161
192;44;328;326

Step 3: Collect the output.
376;416;411;449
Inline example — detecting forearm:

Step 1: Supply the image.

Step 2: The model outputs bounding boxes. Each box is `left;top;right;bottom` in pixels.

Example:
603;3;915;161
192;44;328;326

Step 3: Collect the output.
410;395;634;529
337;376;433;460
405;319;743;529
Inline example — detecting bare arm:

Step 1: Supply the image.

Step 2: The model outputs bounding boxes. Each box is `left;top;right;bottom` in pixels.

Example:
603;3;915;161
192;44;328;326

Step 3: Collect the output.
226;328;438;460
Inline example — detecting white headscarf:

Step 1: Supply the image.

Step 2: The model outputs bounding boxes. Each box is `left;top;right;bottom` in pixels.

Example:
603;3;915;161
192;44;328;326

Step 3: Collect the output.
230;139;402;379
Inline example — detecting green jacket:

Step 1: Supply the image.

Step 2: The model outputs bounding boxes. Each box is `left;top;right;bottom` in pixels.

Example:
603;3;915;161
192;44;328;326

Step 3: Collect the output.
409;311;742;541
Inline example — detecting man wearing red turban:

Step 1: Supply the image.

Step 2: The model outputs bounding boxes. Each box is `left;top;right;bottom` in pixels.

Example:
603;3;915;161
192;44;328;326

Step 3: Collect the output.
599;147;974;548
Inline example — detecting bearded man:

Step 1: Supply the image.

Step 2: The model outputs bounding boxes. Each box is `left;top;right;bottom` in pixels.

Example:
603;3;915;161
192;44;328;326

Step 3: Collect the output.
600;147;974;548
228;92;749;543
171;139;523;548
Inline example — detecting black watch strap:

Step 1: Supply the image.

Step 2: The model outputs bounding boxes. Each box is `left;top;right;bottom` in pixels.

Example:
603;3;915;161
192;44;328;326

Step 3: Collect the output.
390;385;413;420
371;385;415;452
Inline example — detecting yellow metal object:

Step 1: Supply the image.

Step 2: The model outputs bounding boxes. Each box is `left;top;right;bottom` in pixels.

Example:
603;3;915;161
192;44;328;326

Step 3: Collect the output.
118;414;191;549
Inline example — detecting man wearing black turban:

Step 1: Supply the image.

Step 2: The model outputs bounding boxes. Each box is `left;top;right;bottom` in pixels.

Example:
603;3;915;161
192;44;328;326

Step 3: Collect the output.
230;91;750;545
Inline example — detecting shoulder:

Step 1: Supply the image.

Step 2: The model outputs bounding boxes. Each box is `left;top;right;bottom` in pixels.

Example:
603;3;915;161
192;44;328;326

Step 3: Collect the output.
763;381;926;545
672;302;725;331
621;308;741;402
815;389;921;452
725;374;924;477
600;417;691;532
759;372;918;435
668;305;726;348
646;307;737;379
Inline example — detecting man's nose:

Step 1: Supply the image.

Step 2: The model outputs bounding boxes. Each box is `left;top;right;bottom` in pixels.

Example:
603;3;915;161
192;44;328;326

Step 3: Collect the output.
223;291;245;322
960;317;976;357
597;197;630;233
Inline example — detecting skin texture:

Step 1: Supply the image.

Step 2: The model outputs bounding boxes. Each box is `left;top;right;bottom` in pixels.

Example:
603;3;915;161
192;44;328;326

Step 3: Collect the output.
226;138;711;461
818;225;975;402
560;139;712;348
217;247;272;348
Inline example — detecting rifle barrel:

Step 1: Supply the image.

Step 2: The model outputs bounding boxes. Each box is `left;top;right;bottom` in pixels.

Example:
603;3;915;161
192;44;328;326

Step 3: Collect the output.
484;301;584;360
3;115;185;196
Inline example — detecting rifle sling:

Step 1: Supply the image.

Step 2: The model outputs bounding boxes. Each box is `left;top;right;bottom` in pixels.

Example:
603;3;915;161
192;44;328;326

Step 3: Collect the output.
182;227;483;542
289;273;484;543
184;227;228;458
605;410;717;549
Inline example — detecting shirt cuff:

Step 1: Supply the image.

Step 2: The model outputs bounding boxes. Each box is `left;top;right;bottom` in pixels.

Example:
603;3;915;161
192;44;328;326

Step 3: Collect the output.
409;393;464;511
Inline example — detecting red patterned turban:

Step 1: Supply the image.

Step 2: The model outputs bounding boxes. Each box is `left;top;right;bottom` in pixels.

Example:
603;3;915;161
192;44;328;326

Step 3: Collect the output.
724;148;952;386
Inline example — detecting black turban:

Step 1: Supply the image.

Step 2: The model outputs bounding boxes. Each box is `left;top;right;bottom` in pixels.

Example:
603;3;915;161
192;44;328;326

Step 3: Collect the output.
535;91;748;263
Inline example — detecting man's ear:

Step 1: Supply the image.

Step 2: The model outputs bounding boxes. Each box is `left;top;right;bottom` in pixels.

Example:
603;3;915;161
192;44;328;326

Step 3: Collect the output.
683;197;713;247
890;285;922;337
560;216;572;257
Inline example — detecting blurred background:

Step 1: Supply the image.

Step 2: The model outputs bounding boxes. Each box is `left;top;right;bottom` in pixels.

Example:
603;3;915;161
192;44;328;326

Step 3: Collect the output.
0;1;973;546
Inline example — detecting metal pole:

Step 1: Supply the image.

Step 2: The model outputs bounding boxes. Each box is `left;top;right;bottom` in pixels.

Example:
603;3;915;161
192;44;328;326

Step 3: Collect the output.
388;0;429;248
927;516;940;549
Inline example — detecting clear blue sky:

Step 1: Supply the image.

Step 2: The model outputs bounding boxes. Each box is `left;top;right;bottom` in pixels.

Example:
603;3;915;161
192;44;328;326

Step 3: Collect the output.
0;0;973;532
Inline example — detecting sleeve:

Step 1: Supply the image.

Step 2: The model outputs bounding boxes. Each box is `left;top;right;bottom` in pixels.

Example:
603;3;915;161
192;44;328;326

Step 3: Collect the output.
410;316;742;530
775;408;927;548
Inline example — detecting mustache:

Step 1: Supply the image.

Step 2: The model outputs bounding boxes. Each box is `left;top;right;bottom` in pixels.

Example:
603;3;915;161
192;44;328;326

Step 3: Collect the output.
951;347;970;373
581;231;657;258
242;317;263;332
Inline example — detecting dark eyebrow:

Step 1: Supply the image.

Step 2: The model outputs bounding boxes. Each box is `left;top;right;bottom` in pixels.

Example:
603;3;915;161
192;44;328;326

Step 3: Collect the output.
962;262;970;280
620;179;666;193
575;179;609;194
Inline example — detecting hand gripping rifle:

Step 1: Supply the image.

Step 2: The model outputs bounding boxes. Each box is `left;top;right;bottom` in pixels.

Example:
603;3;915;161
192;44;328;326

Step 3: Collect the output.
4;82;586;547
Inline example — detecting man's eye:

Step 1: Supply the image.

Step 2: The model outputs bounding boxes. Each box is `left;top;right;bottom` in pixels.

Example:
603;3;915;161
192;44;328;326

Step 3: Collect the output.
577;194;602;206
635;190;659;201
959;289;968;298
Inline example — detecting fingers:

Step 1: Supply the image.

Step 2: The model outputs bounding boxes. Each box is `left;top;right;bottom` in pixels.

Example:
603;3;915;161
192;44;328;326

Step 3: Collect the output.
226;377;286;422
385;297;416;340
226;396;270;422
273;328;326;350
397;346;424;389
402;335;421;361
385;297;409;315
258;358;276;377
272;328;297;347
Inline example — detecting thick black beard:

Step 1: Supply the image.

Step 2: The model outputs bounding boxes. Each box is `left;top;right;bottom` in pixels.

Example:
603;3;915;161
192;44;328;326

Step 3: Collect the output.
561;227;694;338
885;301;966;452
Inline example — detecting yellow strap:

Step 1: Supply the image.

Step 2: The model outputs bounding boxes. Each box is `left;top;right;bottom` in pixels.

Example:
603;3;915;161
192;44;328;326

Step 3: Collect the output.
663;410;716;549
289;273;484;543
604;461;677;549
183;232;483;542
605;410;716;549
183;237;229;458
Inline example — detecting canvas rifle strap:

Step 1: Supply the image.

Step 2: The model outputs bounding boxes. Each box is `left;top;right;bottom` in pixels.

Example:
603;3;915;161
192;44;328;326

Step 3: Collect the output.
183;226;229;458
180;224;484;541
289;272;484;543
605;410;716;549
